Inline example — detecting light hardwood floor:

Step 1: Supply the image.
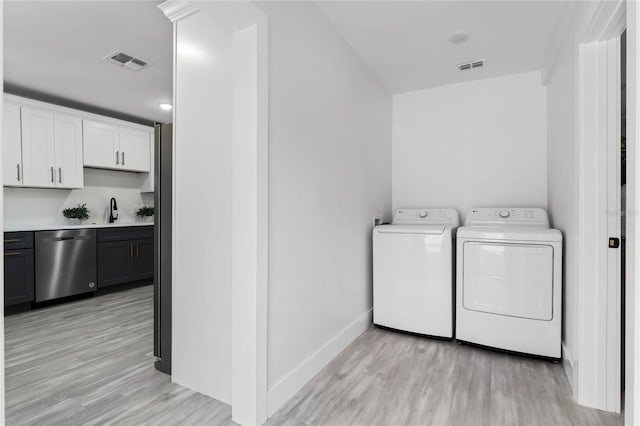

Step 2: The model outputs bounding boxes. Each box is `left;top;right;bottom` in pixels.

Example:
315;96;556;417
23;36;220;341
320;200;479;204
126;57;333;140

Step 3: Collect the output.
5;285;232;426
6;286;625;425
269;327;624;426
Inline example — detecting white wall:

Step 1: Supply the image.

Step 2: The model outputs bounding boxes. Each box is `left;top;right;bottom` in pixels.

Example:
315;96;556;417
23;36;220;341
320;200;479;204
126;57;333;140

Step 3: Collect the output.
392;71;548;216
257;1;392;415
171;11;233;404
546;27;581;392
4;168;153;229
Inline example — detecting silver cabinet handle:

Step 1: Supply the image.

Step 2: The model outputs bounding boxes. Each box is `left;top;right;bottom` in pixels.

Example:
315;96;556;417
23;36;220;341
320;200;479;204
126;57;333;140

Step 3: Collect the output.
58;167;62;183
16;164;20;182
122;151;125;166
50;166;54;183
116;150;120;165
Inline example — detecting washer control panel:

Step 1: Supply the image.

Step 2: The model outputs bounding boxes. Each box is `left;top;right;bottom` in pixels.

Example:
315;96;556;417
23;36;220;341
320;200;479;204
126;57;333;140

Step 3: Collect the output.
464;208;549;227
392;208;460;227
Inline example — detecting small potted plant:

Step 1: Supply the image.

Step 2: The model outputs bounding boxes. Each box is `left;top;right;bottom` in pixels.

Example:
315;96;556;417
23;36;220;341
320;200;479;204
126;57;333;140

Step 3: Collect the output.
136;206;154;222
62;203;90;225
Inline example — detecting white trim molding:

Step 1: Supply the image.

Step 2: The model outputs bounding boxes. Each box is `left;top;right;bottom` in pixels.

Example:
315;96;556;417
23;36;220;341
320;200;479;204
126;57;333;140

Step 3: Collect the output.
573;0;626;415
158;0;199;23
576;38;614;410
267;310;373;418
626;3;640;425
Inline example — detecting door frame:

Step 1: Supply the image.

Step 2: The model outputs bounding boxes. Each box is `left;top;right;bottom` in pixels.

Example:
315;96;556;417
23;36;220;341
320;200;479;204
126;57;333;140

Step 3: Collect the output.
576;0;629;417
625;1;640;424
0;1;6;421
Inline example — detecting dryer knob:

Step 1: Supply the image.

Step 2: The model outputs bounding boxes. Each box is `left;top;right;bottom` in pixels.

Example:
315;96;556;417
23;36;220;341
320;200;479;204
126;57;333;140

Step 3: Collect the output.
499;210;511;218
419;210;428;218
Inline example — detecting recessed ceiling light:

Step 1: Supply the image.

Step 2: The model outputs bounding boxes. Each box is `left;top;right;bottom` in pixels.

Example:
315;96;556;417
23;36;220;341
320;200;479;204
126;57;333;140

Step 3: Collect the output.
159;103;173;111
448;31;470;44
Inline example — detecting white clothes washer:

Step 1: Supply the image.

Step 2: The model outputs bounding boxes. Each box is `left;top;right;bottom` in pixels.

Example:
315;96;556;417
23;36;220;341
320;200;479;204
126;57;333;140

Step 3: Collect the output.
373;208;459;338
456;208;562;359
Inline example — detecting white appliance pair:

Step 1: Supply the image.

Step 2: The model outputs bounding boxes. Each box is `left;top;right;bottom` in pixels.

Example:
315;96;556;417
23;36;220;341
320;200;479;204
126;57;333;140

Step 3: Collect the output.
373;207;562;359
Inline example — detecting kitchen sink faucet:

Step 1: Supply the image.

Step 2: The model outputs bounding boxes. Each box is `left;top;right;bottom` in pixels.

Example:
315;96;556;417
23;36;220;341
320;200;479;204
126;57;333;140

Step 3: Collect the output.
109;197;118;223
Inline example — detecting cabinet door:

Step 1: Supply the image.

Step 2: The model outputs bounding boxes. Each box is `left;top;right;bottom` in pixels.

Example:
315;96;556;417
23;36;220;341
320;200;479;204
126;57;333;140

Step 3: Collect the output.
119;127;151;172
83;119;118;169
21;107;56;188
130;238;154;281
97;241;133;288
3;103;23;187
4;248;34;306
54;113;84;189
140;127;155;192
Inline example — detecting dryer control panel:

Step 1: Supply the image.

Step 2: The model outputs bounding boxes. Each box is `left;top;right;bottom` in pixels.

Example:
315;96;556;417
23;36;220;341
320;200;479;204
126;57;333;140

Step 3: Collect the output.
464;208;550;227
393;208;459;227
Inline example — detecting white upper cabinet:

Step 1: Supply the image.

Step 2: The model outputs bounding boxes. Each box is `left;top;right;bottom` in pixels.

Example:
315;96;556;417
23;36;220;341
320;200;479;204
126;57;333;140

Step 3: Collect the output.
54;113;84;189
21;106;56;188
3;101;84;189
140;127;155;193
83;119;151;172
3;103;23;186
3;95;153;189
119;127;151;172
83;120;119;169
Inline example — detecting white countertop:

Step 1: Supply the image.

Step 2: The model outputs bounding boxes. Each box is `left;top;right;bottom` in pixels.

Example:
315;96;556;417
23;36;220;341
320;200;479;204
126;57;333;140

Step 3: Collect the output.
4;222;154;232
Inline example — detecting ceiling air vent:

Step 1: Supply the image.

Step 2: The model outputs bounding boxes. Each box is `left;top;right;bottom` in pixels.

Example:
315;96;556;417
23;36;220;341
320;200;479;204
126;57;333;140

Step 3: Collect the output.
458;59;485;71
103;51;149;71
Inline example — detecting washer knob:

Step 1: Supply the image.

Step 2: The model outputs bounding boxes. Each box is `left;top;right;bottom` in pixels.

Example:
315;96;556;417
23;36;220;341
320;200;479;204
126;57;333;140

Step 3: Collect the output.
499;210;511;218
419;210;428;218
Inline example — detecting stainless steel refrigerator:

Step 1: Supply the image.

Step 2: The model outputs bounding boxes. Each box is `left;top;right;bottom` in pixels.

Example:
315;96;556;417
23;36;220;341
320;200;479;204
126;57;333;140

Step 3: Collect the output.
154;123;172;374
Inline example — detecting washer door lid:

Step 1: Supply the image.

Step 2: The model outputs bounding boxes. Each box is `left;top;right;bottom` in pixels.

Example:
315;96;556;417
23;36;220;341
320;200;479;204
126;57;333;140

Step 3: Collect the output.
462;242;554;321
376;225;445;235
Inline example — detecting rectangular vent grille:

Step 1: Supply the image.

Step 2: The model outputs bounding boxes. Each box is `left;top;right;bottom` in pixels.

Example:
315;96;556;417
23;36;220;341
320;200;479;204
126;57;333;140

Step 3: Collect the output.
458;59;485;71
103;51;149;71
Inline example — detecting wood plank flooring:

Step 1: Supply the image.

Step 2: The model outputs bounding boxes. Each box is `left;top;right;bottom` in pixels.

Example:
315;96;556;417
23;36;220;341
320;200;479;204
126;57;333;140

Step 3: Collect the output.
6;286;625;425
5;285;232;425
268;327;624;426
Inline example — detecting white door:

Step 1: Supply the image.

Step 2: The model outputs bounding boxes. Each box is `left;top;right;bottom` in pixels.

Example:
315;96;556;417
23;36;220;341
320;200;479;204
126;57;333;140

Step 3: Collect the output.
21;106;56;188
83;119;118;169
3;103;23;186
54;113;83;189
606;35;622;412
119;127;151;172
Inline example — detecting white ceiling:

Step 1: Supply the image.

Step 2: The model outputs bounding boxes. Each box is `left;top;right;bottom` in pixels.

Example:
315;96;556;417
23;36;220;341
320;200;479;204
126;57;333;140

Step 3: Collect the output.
4;1;172;123
315;1;567;93
4;1;567;118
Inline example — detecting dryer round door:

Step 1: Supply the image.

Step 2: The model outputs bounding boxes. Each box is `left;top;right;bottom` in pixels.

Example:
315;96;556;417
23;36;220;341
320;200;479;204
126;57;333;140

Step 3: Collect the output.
462;241;555;321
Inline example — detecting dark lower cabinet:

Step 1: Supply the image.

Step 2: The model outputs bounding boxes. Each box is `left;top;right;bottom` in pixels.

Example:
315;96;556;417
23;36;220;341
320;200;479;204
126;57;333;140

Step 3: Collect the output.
5;249;34;306
97;227;154;288
130;239;154;281
4;232;35;307
97;241;135;287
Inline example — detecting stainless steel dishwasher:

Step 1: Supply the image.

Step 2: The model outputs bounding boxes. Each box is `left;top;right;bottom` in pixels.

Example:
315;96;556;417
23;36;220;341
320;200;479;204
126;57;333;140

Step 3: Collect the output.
35;229;97;302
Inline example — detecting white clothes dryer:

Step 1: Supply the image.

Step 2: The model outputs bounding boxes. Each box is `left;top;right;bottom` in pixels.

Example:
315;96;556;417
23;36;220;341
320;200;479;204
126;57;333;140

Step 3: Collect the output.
373;208;459;338
456;208;562;359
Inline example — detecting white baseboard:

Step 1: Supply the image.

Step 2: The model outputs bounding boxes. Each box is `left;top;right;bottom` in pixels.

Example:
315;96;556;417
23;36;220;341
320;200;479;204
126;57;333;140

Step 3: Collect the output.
562;341;576;394
267;308;373;417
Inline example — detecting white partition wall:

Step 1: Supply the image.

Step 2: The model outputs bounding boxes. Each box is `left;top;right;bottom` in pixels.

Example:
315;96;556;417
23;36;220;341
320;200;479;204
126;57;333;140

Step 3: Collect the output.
256;2;392;417
167;8;234;403
159;2;269;424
